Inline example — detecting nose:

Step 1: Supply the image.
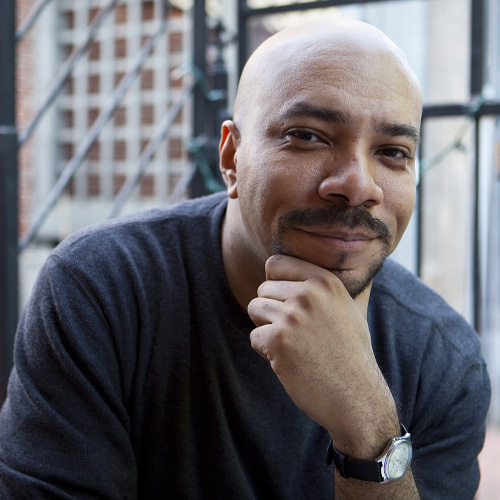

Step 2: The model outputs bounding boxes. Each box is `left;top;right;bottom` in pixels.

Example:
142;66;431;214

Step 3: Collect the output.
317;151;383;207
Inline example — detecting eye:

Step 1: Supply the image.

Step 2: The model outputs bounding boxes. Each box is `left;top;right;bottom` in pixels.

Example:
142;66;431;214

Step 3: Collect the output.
288;129;322;143
380;148;410;160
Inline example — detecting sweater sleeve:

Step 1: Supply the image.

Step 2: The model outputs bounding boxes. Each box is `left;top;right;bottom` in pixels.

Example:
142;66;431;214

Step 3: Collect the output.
409;338;490;499
0;254;138;499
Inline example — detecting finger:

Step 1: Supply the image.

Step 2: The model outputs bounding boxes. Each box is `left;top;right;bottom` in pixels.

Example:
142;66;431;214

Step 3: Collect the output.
266;255;350;302
257;279;298;302
249;324;278;362
247;296;285;327
265;254;333;282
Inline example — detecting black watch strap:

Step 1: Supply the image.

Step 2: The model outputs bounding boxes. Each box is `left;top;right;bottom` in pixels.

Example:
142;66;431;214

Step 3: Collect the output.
326;440;382;482
325;424;410;483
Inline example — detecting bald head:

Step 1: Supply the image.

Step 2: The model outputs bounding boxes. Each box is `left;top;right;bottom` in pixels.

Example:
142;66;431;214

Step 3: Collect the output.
233;19;422;131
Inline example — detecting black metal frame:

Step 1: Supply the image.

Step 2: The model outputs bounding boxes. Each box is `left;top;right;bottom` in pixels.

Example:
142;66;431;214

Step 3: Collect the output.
0;0;18;405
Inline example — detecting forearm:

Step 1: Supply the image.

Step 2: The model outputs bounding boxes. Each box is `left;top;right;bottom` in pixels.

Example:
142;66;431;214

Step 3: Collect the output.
327;377;419;498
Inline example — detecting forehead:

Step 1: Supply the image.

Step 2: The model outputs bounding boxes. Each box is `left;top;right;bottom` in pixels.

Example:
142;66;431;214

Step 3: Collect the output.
235;24;422;137
255;57;422;137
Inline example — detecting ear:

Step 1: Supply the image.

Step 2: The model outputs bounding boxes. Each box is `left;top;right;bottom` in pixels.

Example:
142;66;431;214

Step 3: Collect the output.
219;120;240;199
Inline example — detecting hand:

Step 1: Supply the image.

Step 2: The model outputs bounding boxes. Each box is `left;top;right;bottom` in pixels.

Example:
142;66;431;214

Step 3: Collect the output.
247;254;399;458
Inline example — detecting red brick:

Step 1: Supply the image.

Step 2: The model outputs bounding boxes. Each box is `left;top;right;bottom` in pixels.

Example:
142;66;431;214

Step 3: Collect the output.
169;32;183;53
115;5;127;24
114;173;126;194
141;69;154;90
141;104;154;125
89;41;100;61
142;2;154;21
114;140;126;160
115;39;126;58
87;141;100;161
87;108;99;127
87;173;100;196
114;106;126;126
168;138;183;159
88;74;100;93
140;174;155;196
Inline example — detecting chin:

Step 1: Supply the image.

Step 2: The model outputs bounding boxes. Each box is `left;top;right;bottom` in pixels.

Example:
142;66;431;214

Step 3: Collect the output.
276;245;387;299
330;261;385;298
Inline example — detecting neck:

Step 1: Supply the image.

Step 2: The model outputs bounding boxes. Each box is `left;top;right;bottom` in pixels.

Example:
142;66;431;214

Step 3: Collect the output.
221;207;266;310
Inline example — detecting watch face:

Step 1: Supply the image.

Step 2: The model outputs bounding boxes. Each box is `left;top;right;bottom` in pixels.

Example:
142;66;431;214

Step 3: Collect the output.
386;440;413;480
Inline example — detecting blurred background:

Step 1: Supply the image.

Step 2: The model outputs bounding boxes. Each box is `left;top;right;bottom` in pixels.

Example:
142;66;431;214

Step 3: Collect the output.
1;0;499;496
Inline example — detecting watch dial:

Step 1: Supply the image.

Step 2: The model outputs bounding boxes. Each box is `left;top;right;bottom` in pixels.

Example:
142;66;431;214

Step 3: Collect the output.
387;441;412;479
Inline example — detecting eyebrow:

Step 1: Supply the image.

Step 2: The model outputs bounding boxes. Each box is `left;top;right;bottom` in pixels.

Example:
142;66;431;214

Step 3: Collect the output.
376;123;421;147
280;103;349;125
279;102;421;146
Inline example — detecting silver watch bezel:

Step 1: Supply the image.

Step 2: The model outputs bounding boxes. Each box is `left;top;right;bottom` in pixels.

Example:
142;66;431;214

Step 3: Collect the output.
377;429;413;483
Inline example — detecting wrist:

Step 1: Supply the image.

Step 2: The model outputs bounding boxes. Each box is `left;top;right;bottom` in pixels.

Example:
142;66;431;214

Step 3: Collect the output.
327;413;401;461
327;424;413;484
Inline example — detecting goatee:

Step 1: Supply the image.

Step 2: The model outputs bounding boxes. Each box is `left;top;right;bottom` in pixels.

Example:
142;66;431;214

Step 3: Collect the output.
272;205;392;298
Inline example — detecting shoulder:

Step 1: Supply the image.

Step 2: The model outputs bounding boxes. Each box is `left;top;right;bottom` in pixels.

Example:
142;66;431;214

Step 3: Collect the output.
35;193;228;303
370;259;481;361
52;192;228;262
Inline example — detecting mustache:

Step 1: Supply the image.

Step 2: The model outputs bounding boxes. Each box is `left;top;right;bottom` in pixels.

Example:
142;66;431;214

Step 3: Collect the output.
276;205;391;242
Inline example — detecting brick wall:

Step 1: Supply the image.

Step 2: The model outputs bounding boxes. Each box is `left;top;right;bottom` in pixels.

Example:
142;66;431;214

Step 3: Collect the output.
16;0;192;306
17;1;191;244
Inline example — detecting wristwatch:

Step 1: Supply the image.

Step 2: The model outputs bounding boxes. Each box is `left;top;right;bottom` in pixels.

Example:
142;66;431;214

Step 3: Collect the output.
326;425;412;484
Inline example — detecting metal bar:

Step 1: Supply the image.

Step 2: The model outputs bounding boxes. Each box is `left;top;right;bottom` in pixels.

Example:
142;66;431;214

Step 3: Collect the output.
238;0;248;75
473;117;482;333
18;16;168;252
189;0;209;197
18;0;120;147
416;122;424;278
470;0;486;334
422;101;500;118
470;0;486;96
239;0;412;18
108;81;196;218
15;0;53;42
0;0;18;407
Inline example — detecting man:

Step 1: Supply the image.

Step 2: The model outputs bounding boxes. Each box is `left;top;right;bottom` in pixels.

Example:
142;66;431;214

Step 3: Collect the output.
0;18;490;499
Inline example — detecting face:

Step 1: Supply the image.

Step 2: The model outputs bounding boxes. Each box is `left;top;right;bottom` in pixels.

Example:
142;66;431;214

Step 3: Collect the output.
221;35;422;297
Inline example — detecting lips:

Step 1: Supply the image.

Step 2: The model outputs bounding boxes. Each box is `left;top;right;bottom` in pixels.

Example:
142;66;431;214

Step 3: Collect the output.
303;228;374;242
299;227;375;252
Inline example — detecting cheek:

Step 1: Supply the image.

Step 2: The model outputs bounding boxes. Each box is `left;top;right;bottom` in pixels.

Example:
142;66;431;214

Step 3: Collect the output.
388;182;416;241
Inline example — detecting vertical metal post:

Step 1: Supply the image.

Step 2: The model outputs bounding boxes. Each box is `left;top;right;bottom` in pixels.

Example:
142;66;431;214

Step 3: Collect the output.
237;0;248;76
470;0;486;333
473;116;482;334
189;0;209;197
470;0;486;97
416;122;424;278
0;0;18;406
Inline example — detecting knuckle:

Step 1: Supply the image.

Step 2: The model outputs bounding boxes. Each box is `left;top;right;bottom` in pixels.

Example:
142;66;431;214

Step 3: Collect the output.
283;305;303;326
311;273;339;292
293;290;312;309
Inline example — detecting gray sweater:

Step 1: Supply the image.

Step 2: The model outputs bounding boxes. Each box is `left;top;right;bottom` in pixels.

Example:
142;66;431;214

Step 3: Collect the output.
0;193;490;499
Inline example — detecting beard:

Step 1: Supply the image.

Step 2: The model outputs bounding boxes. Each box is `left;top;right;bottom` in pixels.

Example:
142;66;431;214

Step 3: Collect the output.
272;205;393;298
